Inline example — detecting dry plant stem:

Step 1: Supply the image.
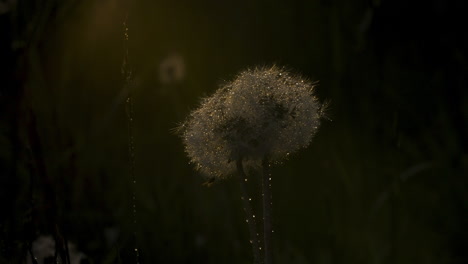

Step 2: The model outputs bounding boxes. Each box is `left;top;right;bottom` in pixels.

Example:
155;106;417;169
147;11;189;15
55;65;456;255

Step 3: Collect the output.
262;158;273;264
236;159;262;264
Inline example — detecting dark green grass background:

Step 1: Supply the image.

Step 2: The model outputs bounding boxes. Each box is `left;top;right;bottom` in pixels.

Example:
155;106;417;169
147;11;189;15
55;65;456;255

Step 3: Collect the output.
1;0;467;263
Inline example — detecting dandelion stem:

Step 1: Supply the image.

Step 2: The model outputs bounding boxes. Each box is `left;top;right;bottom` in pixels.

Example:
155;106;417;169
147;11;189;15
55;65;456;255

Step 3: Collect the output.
122;13;140;264
236;159;262;264
262;158;273;264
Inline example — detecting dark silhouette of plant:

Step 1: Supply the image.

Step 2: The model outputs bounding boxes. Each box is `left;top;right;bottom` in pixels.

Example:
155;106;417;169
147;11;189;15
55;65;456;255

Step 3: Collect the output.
180;66;325;264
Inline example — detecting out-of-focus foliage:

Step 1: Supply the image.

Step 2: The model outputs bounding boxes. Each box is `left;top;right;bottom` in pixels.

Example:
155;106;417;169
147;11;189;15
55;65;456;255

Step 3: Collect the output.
0;0;466;263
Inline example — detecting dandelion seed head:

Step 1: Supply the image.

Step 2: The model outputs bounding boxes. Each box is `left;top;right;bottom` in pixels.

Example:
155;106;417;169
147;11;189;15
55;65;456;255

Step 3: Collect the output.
180;66;324;178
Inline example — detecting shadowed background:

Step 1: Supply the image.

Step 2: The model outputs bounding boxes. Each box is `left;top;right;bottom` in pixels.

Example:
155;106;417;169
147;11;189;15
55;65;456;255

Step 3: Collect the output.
0;0;467;263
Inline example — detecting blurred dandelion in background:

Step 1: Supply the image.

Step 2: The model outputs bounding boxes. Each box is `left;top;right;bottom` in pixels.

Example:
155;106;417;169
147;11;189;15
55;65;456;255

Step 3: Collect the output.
158;53;186;85
26;235;87;264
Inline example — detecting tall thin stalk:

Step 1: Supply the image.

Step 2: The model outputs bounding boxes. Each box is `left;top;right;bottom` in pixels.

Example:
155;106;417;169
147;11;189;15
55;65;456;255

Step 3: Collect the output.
236;159;262;264
122;13;140;264
261;158;273;264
